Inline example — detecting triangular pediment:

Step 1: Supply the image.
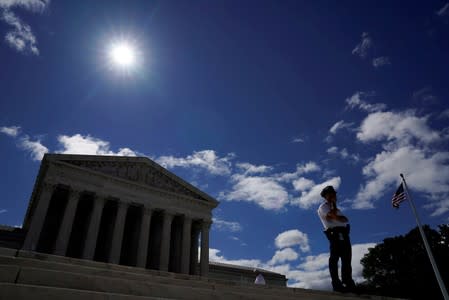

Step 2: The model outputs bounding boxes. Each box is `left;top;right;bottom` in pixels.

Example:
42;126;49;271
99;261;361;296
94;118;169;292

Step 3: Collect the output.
46;154;216;204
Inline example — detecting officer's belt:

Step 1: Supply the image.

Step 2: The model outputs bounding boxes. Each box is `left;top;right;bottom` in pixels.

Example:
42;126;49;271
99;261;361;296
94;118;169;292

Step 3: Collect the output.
324;224;350;241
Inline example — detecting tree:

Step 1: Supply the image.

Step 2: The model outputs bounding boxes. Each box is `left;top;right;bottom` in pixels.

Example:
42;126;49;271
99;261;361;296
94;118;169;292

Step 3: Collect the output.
359;225;449;300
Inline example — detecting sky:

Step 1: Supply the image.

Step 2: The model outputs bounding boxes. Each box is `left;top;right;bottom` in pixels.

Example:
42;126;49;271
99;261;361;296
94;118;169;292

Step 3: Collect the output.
1;0;449;290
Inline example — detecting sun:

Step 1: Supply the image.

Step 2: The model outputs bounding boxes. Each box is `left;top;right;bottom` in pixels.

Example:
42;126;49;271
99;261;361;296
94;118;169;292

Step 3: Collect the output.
109;42;136;68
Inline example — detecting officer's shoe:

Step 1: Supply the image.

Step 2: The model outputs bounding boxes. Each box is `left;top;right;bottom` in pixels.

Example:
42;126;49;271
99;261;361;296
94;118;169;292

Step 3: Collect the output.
332;281;346;293
343;280;357;293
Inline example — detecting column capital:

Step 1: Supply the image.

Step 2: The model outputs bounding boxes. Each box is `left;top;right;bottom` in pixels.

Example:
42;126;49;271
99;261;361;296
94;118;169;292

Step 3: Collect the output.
42;181;57;191
68;188;81;198
163;210;176;220
117;201;129;210
143;205;154;215
201;219;212;230
93;194;107;204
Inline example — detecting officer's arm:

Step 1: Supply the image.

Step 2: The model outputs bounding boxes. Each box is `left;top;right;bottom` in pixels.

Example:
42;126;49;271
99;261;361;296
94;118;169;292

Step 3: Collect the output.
326;210;348;223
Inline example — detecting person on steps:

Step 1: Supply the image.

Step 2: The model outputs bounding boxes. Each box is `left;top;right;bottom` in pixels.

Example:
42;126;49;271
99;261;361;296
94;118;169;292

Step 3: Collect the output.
317;186;356;293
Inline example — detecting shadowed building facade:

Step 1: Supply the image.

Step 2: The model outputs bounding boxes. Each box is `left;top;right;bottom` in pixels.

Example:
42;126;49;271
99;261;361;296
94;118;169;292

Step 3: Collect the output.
21;154;217;276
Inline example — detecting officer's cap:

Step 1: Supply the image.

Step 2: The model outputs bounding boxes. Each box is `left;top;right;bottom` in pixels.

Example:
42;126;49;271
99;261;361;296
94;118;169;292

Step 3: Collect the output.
320;185;337;198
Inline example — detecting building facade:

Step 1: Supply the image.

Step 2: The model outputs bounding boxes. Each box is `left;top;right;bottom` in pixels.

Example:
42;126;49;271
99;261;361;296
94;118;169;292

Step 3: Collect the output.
21;154;218;276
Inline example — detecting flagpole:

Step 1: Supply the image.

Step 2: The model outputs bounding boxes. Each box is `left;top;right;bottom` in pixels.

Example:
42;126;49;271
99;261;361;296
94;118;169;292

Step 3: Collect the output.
400;173;449;300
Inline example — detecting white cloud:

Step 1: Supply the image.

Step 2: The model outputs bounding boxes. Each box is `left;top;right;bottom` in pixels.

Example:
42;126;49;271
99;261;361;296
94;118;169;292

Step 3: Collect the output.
221;173;290;210
327;146;360;162
1;10;37;54
229;236;247;246
436;3;449;17
0;125;20;137
372;56;391;68
221;161;322;211
290;176;341;209
156;150;234;176
212;217;242;232
352;106;449;215
292;177;315;191
236;162;272;175
18;135;48;161
0;0;49;11
329;120;353;135
269;248;299;265
287;269;331;290
412;87;437;104
345;92;386;113
353;145;449;211
356;111;440;145
209;248;262;269
0;209;7;214
57;134;140;157
439;109;449;119
277;161;321;182
58;135;235;177
327;146;338;154
352;32;372;59
296;162;321;174
0;0;49;55
297;253;329;272
274;229;310;252
292;137;304;143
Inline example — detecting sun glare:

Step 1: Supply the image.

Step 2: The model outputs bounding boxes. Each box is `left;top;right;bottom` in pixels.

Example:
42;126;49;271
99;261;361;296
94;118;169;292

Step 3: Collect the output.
109;42;136;68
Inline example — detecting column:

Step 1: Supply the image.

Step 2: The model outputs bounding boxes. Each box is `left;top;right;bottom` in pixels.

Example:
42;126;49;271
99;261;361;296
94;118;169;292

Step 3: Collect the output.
200;220;211;277
109;201;128;264
189;223;201;275
82;196;105;260
159;211;174;272
53;189;80;256
180;215;192;274
136;205;153;268
23;182;56;251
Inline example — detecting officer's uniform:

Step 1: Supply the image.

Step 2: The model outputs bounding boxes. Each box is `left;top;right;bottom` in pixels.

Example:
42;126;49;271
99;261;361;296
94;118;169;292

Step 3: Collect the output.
317;195;355;291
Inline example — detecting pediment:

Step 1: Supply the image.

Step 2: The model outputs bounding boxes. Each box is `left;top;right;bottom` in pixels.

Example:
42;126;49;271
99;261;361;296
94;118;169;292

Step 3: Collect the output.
49;155;212;203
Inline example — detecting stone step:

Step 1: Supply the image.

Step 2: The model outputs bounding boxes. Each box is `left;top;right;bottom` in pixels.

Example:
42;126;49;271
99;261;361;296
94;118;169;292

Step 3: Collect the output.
0;263;378;300
15;266;325;300
0;283;173;300
0;248;399;300
0;252;285;292
0;254;369;300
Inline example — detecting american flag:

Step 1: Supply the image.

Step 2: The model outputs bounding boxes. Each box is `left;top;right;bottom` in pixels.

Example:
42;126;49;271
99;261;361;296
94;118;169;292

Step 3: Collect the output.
392;183;407;208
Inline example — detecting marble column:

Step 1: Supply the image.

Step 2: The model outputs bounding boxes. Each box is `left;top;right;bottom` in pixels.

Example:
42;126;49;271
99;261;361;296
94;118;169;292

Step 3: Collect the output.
53;189;80;256
109;201;128;264
136;205;153;268
189;223;201;275
200;220;211;277
180;215;192;274
82;196;105;260
159;211;174;272
22;182;56;251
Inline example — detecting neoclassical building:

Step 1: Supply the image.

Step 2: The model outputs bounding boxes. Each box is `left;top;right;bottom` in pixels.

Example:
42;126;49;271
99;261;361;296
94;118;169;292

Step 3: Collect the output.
21;154;217;276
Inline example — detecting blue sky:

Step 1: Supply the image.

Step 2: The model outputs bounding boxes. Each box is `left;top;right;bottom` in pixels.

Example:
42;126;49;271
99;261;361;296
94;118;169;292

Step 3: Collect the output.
1;0;449;290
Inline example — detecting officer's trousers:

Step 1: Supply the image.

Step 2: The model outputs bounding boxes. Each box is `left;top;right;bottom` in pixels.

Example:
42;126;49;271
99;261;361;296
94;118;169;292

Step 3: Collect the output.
325;226;354;288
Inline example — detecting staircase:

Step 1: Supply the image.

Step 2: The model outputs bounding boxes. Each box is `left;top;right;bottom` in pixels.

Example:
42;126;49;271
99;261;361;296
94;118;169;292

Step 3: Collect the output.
0;247;396;300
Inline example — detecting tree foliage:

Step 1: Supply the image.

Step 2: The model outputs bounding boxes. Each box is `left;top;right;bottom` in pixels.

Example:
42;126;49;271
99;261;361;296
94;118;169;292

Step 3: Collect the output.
359;225;449;300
